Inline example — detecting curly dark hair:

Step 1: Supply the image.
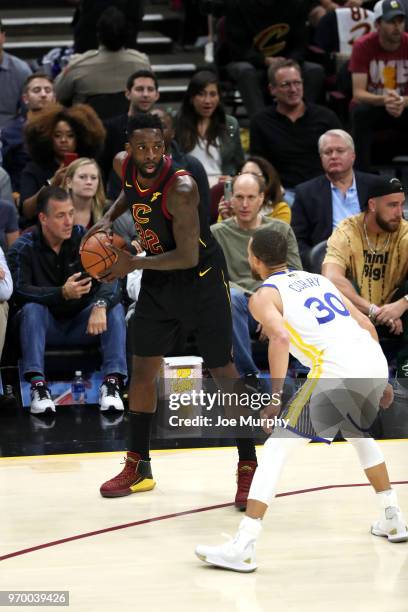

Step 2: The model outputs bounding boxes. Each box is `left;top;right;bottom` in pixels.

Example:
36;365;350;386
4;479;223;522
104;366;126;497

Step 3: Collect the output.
126;112;163;137
175;70;226;154
24;103;106;165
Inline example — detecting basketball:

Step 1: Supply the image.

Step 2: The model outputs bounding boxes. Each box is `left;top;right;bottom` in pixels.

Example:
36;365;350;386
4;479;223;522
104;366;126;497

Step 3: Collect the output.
80;231;126;278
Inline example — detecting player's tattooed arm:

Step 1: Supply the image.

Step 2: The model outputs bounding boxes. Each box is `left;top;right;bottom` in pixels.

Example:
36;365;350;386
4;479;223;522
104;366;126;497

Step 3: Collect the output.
249;287;290;393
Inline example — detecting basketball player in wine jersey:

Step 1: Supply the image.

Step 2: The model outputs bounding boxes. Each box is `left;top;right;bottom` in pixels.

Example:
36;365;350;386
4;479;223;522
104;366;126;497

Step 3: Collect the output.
85;113;257;506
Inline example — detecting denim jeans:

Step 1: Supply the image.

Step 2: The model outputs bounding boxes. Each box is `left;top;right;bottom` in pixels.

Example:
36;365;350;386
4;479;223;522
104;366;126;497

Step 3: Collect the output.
18;302;127;380
230;288;259;377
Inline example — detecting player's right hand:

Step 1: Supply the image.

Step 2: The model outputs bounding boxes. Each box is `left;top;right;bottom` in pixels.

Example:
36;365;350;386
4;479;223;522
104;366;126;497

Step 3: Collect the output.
62;272;92;300
81;218;112;246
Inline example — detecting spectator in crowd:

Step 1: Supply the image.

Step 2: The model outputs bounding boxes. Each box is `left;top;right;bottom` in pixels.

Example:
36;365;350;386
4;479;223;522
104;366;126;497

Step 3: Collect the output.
0;167;13;204
215;0;325;117
62;157;105;228
0;245;13;361
238;157;291;223
216;156;291;225
1;72;55;192
8;186;127;414
20;103;105;221
309;0;367;27
0;198;19;251
112;108;211;241
250;59;342;204
100;69;160;197
350;0;408;171
313;1;376;53
55;6;150;107
211;173;301;381
0;19;32;128
292;129;380;269
175;70;244;186
322;176;408;384
72;0;146;53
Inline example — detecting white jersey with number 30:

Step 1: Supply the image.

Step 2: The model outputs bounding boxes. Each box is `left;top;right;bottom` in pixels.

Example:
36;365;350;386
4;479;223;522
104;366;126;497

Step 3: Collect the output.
263;270;388;378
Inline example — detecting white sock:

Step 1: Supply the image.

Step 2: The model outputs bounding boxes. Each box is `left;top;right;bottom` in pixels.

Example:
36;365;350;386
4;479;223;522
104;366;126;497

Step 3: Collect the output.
235;516;262;549
377;488;399;510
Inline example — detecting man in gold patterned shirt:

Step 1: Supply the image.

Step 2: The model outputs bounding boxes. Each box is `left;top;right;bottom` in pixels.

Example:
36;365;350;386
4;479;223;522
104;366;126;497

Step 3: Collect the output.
322;176;408;382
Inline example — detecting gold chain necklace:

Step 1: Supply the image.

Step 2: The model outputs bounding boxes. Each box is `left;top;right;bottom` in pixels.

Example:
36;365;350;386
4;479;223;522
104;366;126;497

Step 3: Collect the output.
363;222;391;254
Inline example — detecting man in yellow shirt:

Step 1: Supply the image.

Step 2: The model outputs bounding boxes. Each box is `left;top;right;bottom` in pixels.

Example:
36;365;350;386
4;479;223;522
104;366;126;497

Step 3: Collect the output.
323;176;408;384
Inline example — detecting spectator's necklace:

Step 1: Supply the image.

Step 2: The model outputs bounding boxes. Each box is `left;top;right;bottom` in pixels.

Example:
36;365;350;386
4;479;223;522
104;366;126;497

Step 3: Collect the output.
363;222;391;254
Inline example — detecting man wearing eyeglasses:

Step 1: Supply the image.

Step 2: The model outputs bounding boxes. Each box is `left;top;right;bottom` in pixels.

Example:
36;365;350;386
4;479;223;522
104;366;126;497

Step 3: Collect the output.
250;59;342;206
291;129;380;270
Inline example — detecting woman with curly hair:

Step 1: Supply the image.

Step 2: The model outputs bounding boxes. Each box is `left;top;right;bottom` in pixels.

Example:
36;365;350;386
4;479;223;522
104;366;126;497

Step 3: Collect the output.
20;103;106;220
61;157;106;229
174;70;244;186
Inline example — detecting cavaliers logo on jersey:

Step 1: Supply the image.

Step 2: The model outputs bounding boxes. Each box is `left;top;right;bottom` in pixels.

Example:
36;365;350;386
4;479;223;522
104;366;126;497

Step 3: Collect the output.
132;203;152;225
253;23;290;58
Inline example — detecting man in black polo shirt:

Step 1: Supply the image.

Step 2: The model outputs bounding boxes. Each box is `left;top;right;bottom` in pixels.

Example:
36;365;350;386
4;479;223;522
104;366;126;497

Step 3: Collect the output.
99;69;159;198
8;186;127;414
250;59;342;205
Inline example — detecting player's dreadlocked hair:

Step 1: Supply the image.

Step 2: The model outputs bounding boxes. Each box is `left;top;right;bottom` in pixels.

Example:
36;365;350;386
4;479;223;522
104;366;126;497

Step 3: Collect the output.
251;226;288;268
127;112;163;137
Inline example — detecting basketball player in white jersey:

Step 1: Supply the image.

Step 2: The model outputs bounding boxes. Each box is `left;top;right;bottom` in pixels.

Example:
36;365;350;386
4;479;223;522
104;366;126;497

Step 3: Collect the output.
196;226;408;572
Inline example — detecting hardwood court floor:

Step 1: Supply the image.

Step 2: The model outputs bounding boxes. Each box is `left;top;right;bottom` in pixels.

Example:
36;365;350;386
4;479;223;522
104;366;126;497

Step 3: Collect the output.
1;441;407;612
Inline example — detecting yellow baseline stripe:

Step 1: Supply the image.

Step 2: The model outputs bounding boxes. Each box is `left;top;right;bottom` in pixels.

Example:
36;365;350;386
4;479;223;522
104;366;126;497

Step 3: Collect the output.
1;440;405;462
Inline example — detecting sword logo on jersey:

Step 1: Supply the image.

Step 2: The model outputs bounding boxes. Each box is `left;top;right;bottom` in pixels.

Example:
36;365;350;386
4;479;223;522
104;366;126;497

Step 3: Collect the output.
131;202;164;254
150;191;161;203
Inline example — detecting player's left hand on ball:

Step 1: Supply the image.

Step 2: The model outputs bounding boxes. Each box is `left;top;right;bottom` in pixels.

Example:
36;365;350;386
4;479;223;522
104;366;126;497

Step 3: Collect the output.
379;383;394;410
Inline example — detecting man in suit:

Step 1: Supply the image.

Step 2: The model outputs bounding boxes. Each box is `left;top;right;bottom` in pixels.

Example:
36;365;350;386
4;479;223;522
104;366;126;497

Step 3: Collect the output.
291;129;380;270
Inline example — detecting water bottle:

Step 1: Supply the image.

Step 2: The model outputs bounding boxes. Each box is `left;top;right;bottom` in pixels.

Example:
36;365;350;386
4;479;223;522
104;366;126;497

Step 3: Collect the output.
71;371;86;405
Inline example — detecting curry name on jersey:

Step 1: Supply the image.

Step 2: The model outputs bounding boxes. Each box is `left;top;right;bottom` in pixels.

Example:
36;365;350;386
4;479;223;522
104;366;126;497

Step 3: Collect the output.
263;270;376;373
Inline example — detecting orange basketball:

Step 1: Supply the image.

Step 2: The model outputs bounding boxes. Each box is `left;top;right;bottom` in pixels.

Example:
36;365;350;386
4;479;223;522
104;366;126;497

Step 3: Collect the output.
80;232;126;278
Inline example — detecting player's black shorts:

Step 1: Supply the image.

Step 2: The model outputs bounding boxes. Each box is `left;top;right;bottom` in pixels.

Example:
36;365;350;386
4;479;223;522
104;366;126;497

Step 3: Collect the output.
130;245;232;368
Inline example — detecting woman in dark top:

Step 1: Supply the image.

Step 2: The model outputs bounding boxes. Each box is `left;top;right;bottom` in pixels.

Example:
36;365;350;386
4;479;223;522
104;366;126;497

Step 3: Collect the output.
174;70;244;186
21;103;105;220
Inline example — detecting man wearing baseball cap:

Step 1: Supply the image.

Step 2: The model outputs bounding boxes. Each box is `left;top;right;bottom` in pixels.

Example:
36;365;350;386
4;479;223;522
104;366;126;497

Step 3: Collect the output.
323;176;408;387
350;0;408;171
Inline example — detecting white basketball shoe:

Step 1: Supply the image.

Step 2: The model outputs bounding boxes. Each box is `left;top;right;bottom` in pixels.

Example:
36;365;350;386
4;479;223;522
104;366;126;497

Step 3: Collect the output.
195;516;261;572
371;506;408;543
